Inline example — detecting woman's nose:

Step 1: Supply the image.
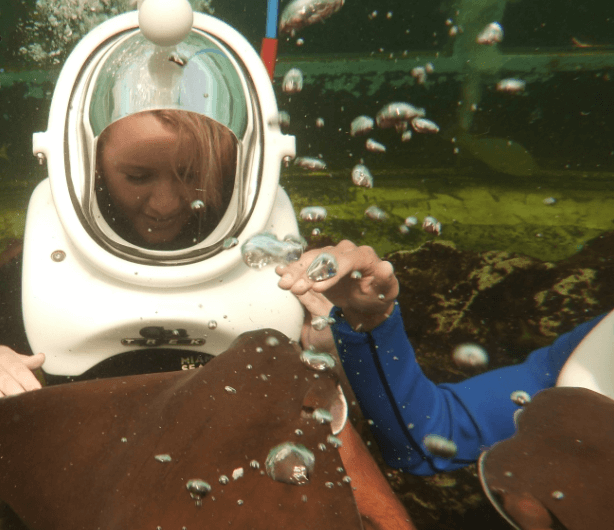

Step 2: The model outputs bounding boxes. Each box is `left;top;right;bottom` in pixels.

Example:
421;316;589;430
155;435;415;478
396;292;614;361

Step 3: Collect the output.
147;177;185;218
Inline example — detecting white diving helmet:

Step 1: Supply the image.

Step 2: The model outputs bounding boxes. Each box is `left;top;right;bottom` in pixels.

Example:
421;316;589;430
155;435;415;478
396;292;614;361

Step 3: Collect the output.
556;309;614;400
24;1;303;379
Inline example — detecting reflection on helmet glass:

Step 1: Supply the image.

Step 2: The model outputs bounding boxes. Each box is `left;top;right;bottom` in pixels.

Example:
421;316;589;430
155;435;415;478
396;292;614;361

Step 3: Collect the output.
95;110;238;250
88;32;248;140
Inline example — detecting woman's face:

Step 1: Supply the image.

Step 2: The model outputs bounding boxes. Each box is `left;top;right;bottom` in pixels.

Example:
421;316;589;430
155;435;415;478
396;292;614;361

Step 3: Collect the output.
98;113;196;245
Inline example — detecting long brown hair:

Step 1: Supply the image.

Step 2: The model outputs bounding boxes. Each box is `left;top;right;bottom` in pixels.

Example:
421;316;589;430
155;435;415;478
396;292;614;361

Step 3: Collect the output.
96;109;238;216
148;109;238;213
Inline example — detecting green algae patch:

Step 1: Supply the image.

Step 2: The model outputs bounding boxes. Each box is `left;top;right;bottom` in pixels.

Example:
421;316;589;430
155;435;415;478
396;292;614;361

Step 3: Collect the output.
0;210;26;242
282;170;614;262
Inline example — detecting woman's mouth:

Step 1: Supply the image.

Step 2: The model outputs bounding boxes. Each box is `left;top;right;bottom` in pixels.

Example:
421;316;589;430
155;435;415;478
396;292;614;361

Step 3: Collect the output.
145;214;181;230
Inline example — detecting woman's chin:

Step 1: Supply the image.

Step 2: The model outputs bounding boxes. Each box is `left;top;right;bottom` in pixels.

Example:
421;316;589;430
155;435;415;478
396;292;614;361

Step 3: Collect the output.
137;226;184;245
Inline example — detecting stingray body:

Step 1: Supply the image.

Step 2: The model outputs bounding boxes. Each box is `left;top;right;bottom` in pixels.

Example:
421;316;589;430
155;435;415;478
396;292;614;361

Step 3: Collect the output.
479;387;614;530
0;330;366;530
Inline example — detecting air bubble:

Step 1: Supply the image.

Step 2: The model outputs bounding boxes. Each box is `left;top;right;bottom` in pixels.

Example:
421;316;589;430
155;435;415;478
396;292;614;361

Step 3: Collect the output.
423;434;457;459
311;315;336;331
511;390;531;406
241;232;303;269
265;442;315;486
327;434;342;448
223;237;239;249
307;253;338;281
452;343;489;368
191;199;205;211
364;206;388;221
154;454;172;463
282;68;303;94
300;206;327;222
300;350;336;372
186;479;211;506
266;336;280;347
312;409;333;424
351;164;374;188
350;115;374;137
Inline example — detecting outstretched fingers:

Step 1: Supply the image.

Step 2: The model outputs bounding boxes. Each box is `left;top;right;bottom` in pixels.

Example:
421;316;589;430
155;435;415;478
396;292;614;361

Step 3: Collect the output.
0;350;44;397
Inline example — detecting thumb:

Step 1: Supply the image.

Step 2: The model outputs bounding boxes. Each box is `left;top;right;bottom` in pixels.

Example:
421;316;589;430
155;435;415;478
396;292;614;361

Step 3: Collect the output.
20;352;45;369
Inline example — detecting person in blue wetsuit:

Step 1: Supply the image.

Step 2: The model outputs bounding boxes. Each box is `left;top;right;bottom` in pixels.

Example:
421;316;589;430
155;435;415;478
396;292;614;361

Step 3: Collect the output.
276;239;607;476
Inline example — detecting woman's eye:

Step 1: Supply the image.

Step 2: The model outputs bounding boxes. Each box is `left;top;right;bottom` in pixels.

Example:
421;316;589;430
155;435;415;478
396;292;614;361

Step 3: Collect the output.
126;173;151;183
177;167;195;181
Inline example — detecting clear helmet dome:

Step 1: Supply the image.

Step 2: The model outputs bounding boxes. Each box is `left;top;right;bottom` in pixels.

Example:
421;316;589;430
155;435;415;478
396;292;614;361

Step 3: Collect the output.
88;32;248;139
66;24;265;263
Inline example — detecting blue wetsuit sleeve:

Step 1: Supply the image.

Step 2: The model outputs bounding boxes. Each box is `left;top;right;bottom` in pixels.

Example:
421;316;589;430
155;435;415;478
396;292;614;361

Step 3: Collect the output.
331;303;605;476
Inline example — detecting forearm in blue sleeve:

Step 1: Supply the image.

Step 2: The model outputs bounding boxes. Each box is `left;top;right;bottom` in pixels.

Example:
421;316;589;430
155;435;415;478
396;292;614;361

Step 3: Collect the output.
331;303;605;476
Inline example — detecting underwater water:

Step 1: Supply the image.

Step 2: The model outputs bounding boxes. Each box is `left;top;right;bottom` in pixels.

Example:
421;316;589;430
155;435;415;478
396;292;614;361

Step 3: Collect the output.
0;0;613;529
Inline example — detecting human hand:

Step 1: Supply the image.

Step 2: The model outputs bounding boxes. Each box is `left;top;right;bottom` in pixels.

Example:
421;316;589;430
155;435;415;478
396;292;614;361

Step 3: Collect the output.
276;240;399;332
0;347;45;397
296;289;336;353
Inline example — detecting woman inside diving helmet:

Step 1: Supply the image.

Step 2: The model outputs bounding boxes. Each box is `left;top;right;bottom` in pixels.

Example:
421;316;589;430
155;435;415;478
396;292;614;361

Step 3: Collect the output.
95;109;237;250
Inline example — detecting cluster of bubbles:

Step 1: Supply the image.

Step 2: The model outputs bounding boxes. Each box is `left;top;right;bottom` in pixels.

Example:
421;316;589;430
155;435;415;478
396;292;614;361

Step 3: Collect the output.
276;4;535;247
16;0;214;66
277;0;453;237
180;421;349;502
397;215;444;236
449;19;525;92
285;98;447;237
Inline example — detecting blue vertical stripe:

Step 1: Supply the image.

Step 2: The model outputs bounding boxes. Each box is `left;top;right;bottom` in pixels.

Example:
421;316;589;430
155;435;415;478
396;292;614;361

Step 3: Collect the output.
265;0;280;39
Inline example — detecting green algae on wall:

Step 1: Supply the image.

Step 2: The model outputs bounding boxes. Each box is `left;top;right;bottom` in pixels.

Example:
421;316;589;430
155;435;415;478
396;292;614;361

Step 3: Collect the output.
282;170;614;262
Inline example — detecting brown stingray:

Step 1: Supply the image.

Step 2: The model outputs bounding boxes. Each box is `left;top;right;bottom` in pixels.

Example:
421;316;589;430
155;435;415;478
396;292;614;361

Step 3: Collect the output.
0;329;371;530
479;386;614;530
